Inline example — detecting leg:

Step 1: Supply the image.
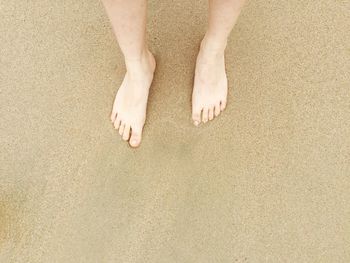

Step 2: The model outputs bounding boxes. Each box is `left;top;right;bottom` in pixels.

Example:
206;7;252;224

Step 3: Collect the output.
102;0;156;147
192;0;245;126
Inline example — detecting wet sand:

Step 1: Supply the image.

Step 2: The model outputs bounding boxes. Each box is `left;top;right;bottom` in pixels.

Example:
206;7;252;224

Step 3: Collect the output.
1;0;350;262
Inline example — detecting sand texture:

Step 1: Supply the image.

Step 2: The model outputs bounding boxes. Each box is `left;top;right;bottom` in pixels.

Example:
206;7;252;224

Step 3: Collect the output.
1;0;350;262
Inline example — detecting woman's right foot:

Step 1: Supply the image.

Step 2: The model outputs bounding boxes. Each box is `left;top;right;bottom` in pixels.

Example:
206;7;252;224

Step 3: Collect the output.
110;50;156;148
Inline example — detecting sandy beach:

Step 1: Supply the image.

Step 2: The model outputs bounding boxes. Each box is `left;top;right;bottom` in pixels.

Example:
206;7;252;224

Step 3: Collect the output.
1;0;350;262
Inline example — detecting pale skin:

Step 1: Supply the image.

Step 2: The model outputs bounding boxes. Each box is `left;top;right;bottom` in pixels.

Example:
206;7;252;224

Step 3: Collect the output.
102;0;245;147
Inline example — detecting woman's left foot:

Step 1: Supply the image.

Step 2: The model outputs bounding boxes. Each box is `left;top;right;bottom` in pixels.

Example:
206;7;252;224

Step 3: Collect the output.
192;38;228;126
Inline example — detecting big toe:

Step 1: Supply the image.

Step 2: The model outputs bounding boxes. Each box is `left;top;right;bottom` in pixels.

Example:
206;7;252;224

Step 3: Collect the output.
129;127;142;148
192;107;202;126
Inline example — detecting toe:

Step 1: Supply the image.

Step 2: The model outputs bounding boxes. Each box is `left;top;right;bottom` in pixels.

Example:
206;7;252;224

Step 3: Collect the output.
114;115;121;129
122;124;131;141
220;100;227;111
202;107;209;123
111;104;118;123
192;107;202;126
208;107;214;121
119;122;125;136
214;103;221;116
129;126;143;148
111;112;116;123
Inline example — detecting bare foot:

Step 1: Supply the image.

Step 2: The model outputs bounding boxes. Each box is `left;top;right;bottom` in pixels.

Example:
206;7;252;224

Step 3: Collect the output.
110;50;156;147
192;38;228;126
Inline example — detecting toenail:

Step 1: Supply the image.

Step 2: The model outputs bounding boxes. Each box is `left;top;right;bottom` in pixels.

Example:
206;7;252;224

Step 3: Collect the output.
130;140;139;147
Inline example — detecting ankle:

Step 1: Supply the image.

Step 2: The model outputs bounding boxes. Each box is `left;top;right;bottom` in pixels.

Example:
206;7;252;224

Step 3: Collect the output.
200;34;227;57
124;47;149;64
124;49;154;74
